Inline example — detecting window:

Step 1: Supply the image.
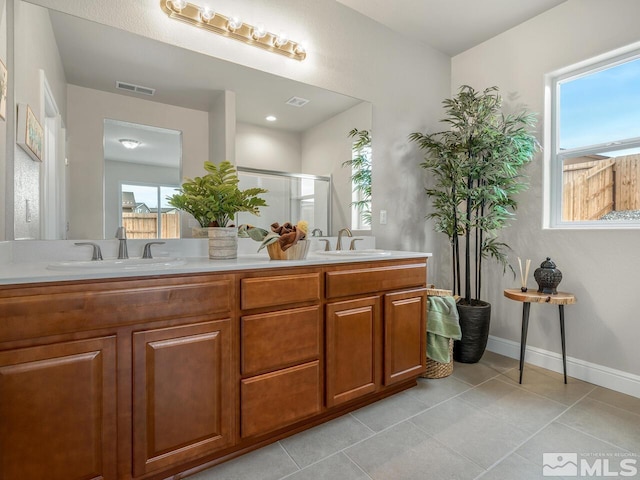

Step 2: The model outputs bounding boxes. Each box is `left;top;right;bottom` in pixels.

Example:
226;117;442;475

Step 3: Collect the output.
549;51;640;228
121;183;180;238
344;129;372;231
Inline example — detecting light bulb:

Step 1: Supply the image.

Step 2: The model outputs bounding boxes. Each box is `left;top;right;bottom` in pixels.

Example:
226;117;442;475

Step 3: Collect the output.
274;32;289;47
200;6;215;21
171;0;187;11
119;139;141;150
294;43;306;55
227;16;242;31
252;23;267;40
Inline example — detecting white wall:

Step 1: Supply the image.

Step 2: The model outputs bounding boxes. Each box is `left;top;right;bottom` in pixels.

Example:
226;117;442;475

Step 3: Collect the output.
236;123;301;172
209;90;236;165
452;0;640;385
301;101;371;235
28;0;451;261
66;84;208;239
0;0;7;241
13;0;66;239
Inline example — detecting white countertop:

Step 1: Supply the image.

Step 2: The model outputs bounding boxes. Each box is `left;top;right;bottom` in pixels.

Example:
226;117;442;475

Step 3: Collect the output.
0;238;431;286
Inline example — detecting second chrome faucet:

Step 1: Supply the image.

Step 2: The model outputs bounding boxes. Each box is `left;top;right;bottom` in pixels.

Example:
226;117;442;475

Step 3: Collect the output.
115;226;128;259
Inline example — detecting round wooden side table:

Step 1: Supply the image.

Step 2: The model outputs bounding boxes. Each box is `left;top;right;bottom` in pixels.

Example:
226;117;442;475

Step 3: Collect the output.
503;289;577;384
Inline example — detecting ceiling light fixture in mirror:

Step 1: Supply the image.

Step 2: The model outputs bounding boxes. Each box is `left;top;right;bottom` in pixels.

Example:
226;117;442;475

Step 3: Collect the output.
160;0;307;61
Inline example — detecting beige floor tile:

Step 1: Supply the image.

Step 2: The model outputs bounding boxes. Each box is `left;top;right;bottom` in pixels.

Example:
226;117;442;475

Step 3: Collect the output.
588;386;640;416
458;377;568;433
189;443;299;480
451;360;503;385
479;351;519;373
557;397;640;453
350;391;429;432
479;452;547;480
406;375;473;406
345;421;483;480
410;397;530;469
280;414;374;468
500;364;596;405
516;421;631;466
282;453;371;480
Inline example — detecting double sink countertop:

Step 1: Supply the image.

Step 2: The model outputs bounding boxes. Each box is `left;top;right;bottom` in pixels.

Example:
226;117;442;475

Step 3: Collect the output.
0;238;432;285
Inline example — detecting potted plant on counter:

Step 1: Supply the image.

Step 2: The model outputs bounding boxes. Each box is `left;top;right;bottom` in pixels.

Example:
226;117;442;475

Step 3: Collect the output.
168;160;267;259
409;85;539;362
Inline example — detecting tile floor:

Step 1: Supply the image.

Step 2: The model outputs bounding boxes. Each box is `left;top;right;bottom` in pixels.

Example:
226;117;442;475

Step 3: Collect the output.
190;352;640;479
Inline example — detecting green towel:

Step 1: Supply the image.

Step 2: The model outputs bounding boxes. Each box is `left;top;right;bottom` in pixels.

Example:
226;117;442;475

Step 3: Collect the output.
426;296;462;364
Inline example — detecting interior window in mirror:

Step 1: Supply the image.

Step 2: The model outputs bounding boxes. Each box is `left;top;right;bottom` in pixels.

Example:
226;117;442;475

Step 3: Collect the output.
121;184;180;239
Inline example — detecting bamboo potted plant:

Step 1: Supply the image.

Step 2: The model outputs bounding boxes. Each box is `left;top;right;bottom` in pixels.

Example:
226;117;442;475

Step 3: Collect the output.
409;85;539;363
168;160;267;259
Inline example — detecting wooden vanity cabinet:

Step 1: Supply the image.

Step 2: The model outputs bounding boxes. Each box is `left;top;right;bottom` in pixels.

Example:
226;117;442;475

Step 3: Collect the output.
0;336;117;480
239;271;323;439
0;256;428;480
131;319;233;477
325;261;427;407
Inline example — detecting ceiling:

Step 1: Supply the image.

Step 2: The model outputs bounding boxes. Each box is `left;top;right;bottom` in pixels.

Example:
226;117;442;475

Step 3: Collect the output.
336;0;568;56
48;9;362;133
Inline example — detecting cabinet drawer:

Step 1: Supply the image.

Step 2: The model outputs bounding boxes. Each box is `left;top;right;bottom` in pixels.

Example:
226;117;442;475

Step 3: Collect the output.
241;361;321;438
241;273;320;310
0;276;233;343
241;306;321;376
326;262;426;299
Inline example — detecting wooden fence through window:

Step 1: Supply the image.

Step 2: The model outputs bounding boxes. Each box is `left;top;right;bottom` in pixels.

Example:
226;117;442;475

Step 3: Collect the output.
562;154;640;221
122;213;180;238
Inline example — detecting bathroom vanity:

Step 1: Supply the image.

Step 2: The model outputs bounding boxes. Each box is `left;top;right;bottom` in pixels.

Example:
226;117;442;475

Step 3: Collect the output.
0;252;429;480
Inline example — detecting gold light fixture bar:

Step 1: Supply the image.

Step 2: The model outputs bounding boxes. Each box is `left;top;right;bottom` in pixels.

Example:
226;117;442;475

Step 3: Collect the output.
160;0;306;61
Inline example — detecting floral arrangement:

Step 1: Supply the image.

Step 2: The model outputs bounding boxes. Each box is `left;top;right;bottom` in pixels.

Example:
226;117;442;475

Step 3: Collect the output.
239;221;308;252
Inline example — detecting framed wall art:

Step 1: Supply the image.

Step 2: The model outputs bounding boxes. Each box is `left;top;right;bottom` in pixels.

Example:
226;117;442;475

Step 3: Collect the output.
17;103;44;162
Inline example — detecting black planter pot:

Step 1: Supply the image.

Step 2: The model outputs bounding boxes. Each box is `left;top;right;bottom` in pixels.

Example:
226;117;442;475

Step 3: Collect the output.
454;300;491;363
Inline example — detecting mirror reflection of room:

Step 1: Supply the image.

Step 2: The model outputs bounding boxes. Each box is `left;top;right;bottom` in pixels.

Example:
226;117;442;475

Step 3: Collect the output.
7;1;372;241
103;119;182;240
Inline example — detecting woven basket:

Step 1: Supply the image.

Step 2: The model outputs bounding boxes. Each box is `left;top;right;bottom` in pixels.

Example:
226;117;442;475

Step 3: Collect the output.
422;338;454;379
421;285;455;379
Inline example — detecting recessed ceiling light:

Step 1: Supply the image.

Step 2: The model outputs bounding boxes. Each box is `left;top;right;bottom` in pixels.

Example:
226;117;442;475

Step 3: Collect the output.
119;139;141;149
266;115;277;122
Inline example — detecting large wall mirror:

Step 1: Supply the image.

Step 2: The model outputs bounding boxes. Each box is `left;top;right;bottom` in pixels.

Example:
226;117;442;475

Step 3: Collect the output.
7;0;372;241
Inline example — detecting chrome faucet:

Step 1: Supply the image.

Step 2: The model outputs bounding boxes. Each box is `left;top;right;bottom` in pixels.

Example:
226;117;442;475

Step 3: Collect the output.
336;227;353;250
115;226;128;259
142;241;165;259
74;242;103;261
311;228;323;237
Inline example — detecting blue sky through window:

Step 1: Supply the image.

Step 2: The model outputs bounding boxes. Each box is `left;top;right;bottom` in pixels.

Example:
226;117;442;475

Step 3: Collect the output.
559;57;640;150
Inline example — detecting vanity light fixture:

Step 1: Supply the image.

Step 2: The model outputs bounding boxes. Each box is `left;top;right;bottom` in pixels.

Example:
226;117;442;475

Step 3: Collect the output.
119;139;141;150
160;0;307;61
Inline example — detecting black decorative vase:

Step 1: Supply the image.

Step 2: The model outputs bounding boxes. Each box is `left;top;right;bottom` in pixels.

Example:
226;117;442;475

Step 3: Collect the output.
454;301;491;364
534;257;563;294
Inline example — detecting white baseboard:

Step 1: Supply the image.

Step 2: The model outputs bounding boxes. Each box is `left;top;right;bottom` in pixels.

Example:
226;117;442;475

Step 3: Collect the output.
486;335;640;399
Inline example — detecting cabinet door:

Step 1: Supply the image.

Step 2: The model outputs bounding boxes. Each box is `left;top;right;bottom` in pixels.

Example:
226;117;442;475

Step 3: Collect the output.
384;289;427;385
0;337;117;480
241;361;321;438
132;320;233;477
325;296;381;408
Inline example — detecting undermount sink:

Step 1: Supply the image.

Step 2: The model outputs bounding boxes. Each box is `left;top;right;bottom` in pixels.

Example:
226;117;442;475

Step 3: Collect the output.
314;249;391;257
47;257;187;271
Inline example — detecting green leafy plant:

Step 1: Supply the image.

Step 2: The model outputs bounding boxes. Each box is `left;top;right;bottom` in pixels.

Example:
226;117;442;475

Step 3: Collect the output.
343;128;372;226
168;160;267;227
409;85;539;305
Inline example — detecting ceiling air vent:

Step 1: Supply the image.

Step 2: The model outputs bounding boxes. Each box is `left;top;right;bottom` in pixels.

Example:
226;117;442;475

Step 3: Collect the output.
116;81;156;96
286;96;310;107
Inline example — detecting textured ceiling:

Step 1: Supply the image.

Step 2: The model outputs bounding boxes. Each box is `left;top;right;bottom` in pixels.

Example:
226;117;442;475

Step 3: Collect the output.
336;0;567;56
